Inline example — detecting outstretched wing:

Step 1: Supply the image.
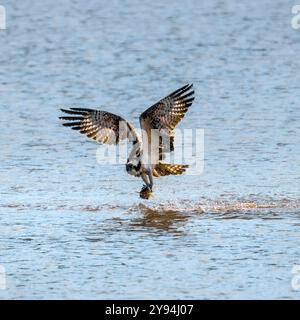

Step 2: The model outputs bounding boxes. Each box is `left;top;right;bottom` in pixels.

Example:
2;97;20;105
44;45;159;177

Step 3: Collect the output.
59;108;140;145
139;84;195;163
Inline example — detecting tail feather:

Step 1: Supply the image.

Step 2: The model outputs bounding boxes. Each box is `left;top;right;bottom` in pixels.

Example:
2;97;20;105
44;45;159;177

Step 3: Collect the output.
153;163;188;177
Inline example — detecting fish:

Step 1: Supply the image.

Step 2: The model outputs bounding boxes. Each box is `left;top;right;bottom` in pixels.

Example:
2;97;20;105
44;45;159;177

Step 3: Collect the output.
139;185;153;199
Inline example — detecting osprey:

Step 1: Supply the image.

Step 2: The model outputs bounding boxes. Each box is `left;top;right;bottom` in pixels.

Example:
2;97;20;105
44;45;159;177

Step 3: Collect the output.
59;84;195;199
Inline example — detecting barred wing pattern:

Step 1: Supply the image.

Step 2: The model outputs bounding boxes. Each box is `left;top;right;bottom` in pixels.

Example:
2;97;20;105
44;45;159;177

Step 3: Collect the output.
140;84;194;133
139;84;195;161
59;108;140;145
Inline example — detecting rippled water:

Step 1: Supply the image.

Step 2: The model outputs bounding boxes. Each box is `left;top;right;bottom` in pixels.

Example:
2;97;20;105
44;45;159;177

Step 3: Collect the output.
0;0;300;299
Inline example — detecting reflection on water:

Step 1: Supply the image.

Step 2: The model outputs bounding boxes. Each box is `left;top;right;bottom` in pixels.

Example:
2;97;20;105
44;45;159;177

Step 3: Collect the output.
0;0;300;299
130;203;192;234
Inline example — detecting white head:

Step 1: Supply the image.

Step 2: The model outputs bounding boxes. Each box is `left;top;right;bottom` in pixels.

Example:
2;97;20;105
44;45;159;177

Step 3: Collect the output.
126;142;142;177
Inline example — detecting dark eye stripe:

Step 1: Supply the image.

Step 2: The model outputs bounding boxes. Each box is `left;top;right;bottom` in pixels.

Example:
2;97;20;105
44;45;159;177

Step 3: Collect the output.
134;161;141;172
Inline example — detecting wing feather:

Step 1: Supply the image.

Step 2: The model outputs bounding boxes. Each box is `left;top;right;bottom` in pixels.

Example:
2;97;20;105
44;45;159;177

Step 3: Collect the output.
139;84;195;164
140;84;194;132
59;108;140;145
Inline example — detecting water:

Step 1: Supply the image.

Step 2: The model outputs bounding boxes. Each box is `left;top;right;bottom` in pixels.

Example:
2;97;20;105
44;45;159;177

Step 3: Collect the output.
0;0;300;299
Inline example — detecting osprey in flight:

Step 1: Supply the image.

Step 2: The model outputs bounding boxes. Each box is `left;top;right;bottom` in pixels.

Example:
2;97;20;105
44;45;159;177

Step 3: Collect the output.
59;84;195;199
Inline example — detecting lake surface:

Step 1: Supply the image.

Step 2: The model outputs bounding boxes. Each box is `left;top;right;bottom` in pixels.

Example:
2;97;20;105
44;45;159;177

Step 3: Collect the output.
0;0;300;299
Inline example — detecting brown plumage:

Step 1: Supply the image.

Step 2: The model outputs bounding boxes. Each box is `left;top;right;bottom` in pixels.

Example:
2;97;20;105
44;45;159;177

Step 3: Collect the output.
140;83;194;132
153;163;189;177
59;108;139;145
140;84;194;160
59;84;195;199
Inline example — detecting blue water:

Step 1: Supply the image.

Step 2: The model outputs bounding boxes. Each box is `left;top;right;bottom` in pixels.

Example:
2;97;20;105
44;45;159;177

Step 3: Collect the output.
0;0;300;299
